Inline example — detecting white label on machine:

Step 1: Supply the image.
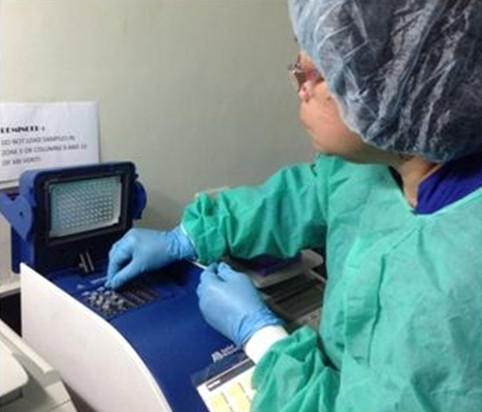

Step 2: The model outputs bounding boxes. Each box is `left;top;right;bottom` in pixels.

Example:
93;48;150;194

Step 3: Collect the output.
0;102;99;183
195;355;256;412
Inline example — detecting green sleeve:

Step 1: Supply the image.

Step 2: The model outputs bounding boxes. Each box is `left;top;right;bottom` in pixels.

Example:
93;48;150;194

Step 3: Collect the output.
181;156;330;264
251;326;340;412
251;287;482;412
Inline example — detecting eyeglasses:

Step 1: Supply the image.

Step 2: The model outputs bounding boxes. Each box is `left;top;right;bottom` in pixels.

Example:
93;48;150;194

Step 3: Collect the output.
287;58;323;92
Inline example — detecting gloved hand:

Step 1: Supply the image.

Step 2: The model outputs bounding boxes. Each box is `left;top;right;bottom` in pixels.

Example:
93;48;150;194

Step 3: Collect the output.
105;226;197;289
197;262;283;347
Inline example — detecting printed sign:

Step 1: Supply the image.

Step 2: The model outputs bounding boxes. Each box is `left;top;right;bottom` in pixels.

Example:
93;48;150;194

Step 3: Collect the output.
0;102;99;182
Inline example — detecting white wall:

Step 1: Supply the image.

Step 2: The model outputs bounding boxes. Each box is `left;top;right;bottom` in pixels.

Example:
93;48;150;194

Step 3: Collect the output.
0;0;313;228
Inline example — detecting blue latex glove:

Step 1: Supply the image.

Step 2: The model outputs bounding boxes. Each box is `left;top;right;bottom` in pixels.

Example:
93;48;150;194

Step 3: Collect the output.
197;262;283;347
105;226;196;289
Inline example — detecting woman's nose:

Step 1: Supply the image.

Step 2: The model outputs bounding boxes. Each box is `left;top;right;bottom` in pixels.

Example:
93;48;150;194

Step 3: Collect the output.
298;83;312;102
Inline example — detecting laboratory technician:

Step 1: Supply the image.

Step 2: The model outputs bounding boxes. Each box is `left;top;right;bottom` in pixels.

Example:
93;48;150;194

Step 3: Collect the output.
106;1;482;411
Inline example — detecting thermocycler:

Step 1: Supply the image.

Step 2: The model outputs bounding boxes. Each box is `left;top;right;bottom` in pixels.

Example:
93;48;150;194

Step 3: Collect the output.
0;162;240;412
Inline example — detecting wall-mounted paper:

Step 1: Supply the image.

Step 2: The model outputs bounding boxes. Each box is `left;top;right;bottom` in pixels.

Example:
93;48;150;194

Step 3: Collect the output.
0;102;99;183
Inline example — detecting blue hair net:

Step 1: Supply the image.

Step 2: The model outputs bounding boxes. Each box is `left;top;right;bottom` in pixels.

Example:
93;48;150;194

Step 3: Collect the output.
289;0;482;162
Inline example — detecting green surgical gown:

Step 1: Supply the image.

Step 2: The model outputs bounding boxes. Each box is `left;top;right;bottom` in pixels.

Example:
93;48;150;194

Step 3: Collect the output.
182;155;482;412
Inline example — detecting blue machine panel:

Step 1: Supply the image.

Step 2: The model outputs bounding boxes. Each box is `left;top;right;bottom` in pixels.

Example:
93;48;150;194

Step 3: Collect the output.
49;260;233;412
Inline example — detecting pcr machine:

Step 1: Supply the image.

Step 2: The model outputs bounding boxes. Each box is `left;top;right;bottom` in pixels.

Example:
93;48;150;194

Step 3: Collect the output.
0;162;324;412
0;162;238;412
